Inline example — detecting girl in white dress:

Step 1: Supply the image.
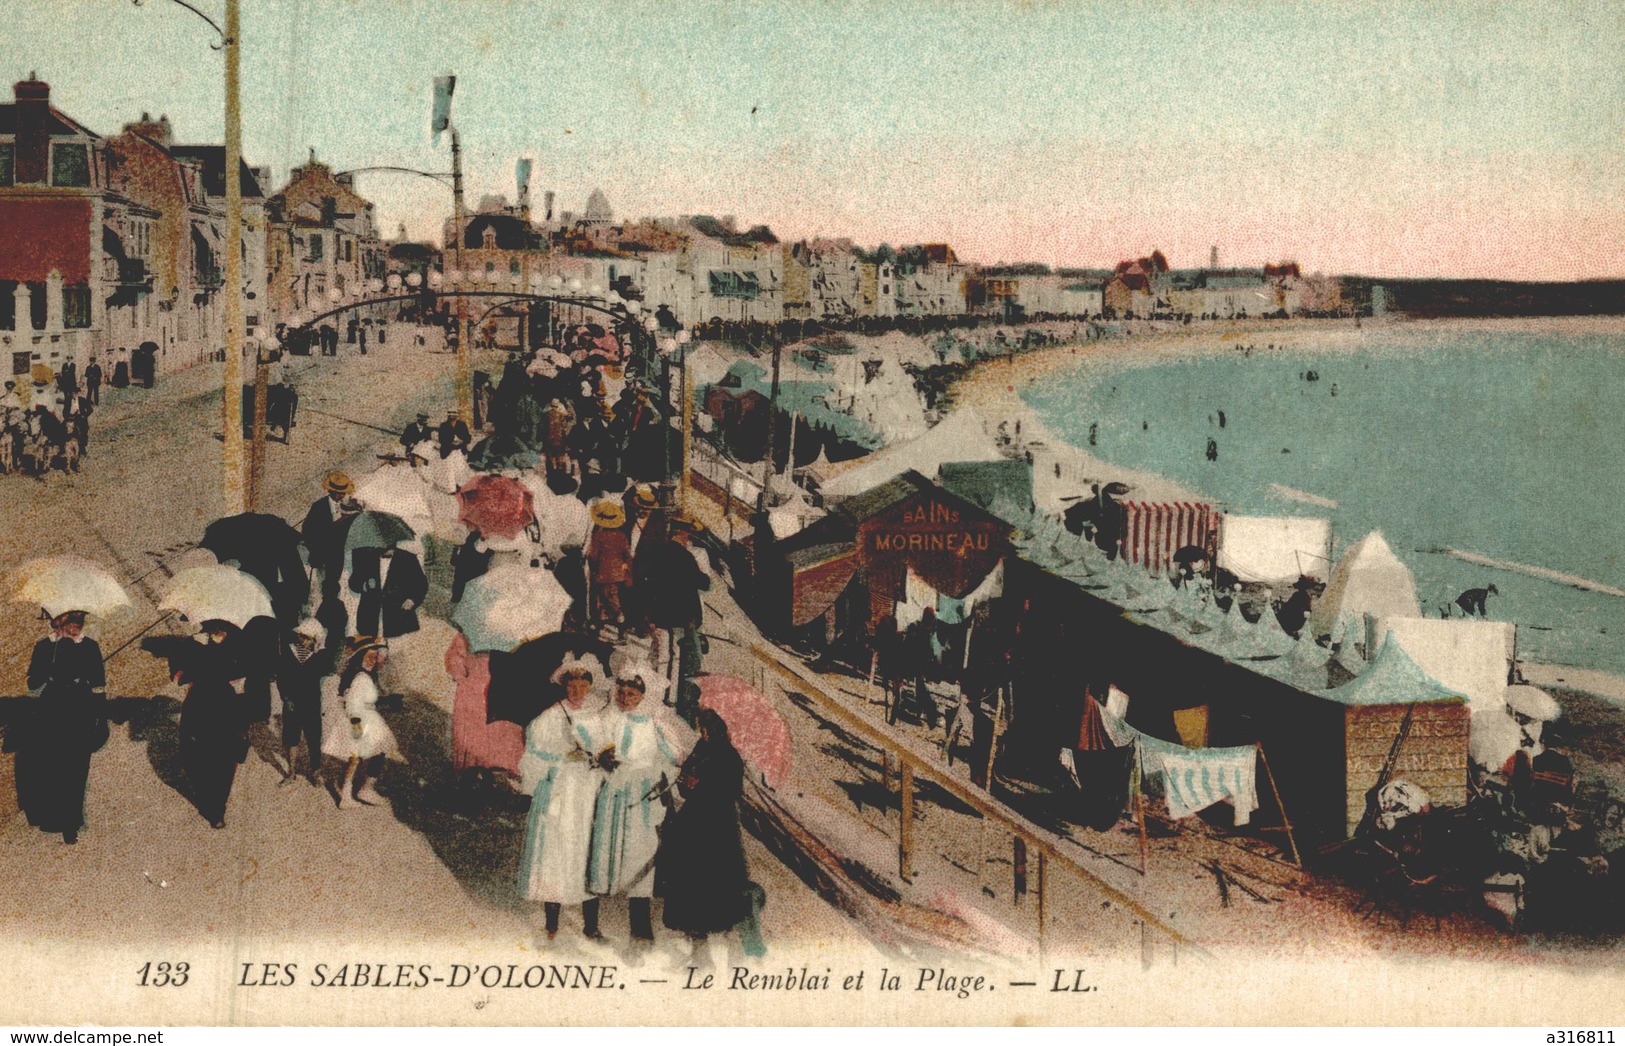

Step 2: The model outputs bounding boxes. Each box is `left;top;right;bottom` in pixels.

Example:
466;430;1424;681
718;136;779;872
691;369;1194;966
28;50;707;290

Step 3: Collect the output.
322;636;401;807
517;654;614;940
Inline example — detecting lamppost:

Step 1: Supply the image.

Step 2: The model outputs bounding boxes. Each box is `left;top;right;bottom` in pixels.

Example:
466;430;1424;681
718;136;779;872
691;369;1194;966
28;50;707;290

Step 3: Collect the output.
135;0;247;513
658;329;693;509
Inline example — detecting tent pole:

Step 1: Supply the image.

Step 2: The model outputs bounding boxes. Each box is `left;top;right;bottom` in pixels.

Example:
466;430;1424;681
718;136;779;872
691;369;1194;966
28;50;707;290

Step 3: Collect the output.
1258;744;1302;868
1134;746;1149;876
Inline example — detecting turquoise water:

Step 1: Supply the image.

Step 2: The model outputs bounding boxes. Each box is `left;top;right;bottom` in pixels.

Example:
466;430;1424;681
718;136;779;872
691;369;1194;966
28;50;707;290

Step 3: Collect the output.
1023;323;1625;674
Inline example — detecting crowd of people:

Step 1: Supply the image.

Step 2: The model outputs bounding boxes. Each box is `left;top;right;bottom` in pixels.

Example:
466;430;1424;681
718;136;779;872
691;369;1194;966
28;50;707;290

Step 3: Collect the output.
11;315;766;958
0;347;162;478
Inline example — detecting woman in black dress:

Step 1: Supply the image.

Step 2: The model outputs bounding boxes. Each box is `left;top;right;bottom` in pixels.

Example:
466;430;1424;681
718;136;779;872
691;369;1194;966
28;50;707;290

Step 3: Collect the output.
656;709;753;944
18;611;108;844
173;621;250;829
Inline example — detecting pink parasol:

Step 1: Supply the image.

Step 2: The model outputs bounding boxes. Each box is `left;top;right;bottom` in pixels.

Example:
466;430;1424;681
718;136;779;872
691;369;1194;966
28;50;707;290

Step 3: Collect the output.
456;474;536;540
696;673;792;789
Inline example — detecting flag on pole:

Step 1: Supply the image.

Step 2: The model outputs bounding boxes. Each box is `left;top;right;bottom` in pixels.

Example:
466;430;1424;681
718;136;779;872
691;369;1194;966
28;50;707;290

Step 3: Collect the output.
515;157;533;195
431;75;456;145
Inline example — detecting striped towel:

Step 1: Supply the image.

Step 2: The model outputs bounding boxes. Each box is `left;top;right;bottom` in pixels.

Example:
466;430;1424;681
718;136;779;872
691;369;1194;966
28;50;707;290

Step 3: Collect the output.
1158;746;1259;826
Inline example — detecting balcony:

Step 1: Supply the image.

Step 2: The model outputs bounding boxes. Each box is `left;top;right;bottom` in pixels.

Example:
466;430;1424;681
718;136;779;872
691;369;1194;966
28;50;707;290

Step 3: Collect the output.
104;257;152;287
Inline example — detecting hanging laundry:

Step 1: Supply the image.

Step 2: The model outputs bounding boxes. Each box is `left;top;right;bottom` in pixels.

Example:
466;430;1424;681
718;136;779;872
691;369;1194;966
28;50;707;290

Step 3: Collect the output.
1157;744;1259;825
1100;706;1261;826
1059;743;1137;832
1077;693;1114;752
1172;705;1210;748
896;567;938;631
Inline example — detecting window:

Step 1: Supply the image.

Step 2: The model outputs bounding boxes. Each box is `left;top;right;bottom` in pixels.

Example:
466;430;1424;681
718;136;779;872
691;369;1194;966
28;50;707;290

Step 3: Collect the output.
344;239;353;262
50;142;90;187
27;283;46;330
0;143;13;187
308;234;324;262
64;286;91;329
12;352;29;376
509;259;521;275
0;281;14;330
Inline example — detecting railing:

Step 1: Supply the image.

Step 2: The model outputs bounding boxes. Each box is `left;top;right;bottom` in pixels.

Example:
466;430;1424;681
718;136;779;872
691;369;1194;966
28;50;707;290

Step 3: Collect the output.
688;435;766;519
749;641;1200;965
106;257;151;286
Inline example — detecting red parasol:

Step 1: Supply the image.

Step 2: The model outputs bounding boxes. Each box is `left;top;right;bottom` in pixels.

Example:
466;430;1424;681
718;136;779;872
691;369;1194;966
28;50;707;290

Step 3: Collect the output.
696;673;792;789
456;474;536;540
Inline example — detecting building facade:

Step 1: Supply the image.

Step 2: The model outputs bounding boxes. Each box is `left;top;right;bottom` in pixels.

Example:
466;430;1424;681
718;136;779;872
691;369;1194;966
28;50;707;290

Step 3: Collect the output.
265;156;385;331
0;79;264;390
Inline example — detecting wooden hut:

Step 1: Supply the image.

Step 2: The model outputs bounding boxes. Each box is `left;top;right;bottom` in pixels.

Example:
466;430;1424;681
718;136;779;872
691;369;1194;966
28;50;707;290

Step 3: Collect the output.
761;470;1013;645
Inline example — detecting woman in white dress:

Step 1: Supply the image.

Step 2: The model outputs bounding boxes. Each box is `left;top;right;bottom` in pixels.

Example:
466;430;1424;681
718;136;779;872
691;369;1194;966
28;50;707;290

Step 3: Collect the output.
322;636;401;807
589;659;688;943
517;654;615;940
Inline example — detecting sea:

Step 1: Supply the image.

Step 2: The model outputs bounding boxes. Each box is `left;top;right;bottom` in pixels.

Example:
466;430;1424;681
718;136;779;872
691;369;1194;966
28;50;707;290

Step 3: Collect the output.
1022;319;1625;676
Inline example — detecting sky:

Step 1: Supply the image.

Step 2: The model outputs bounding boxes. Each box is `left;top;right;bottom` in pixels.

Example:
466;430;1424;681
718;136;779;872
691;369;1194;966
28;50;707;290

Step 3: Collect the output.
8;0;1625;278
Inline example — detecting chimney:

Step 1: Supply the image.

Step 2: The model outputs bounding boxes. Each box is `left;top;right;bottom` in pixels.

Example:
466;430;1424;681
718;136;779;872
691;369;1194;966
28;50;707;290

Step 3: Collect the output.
123;111;174;147
14;74;51;185
543;190;555;223
1210;245;1219;270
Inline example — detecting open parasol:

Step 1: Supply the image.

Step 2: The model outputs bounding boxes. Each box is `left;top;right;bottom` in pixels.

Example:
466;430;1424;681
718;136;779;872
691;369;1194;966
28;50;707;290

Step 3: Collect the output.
456;474;536;541
343;509;416;558
696;673;792;788
451;562;573;653
160;565;274;628
467;433;542;473
353;464;435;535
10;556;132;619
486;631;616;725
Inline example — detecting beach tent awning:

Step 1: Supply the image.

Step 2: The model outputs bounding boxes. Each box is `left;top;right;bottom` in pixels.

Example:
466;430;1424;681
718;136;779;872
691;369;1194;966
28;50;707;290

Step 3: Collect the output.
819;408;1002;497
1307;530;1421;638
1218;515;1331;584
1316;631;1464;706
1374;618;1516;717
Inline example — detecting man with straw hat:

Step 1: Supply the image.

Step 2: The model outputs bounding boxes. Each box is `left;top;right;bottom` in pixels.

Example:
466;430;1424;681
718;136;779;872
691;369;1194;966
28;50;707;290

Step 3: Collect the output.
636;511;712;724
585;499;632;636
301;470;360;649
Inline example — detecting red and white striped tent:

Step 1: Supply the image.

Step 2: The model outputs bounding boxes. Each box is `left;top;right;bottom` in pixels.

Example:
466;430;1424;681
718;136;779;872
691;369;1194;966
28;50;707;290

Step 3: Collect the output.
1119;501;1219;574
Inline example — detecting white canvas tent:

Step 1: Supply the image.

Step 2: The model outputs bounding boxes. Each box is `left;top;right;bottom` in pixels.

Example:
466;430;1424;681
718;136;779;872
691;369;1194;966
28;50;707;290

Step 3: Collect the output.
818;408;1002;498
1307;531;1422;641
1375;617;1517;717
1218;515;1332;584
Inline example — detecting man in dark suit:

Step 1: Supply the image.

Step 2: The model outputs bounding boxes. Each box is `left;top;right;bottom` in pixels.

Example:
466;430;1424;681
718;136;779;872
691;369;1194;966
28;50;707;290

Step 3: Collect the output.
635;514;711;724
437;411;471;458
400;413;433;453
348;546;429;640
83;358;102;405
300;470;359;649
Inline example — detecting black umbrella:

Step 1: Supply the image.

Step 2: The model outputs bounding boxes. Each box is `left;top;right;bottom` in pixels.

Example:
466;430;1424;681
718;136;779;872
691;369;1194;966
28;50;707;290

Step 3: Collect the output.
1172;545;1209;566
484;630;616;726
1103;481;1132;497
199;512;306;624
200;512;301;564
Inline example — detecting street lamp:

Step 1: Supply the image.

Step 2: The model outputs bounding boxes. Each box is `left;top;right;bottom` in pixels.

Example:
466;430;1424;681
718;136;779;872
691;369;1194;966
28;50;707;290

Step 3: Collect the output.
136;0;247;513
